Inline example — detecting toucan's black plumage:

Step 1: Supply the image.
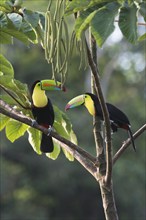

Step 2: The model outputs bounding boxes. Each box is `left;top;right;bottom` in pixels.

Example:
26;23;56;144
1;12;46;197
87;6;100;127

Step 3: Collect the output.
86;93;136;151
31;80;55;153
65;92;136;151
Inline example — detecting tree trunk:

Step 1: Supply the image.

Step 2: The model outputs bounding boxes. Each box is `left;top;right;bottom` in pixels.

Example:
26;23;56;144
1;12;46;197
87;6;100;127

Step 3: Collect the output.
88;30;119;220
99;181;119;220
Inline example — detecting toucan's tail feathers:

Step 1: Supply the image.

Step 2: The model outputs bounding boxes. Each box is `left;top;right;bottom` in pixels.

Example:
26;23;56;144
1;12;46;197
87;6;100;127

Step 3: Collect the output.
128;126;136;152
41;133;54;153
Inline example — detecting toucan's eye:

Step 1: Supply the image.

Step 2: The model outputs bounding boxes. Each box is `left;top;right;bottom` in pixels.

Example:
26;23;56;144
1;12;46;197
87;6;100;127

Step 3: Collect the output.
37;83;40;86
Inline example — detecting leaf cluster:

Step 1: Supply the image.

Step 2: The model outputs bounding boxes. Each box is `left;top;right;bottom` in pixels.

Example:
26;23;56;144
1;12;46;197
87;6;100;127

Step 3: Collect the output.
0;0;145;162
0;0;45;45
66;0;146;46
0;54;76;161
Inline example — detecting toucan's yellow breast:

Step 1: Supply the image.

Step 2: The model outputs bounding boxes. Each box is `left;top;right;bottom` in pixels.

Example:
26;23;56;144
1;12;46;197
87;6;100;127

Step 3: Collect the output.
84;96;95;116
32;87;48;107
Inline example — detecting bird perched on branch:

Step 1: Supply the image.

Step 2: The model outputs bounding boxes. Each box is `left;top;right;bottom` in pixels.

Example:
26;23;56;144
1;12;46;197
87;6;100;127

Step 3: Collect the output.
65;92;136;151
31;79;66;153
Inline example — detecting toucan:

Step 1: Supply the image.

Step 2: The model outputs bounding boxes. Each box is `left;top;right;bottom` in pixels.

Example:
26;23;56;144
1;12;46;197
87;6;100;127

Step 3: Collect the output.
65;93;136;151
31;79;66;153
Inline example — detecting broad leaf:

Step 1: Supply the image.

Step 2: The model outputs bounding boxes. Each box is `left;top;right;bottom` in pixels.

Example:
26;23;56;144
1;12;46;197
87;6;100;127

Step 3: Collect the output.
0;54;14;76
0;114;10;131
139;2;146;22
46;139;61;160
0;77;30;107
138;33;146;41
91;2;120;47
20;20;37;43
119;3;138;43
13;0;23;7
23;9;40;28
0;26;29;45
65;0;115;15
53;106;76;161
0;11;8;28
6;119;28;142
62;147;74;162
75;10;97;39
0;31;12;44
0;94;19;106
65;0;89;15
0;1;13;13
7;13;23;30
27;127;42;155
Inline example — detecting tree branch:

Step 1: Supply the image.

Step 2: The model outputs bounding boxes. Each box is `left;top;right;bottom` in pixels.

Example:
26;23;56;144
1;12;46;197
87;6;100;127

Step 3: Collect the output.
113;124;146;164
0;99;97;176
85;37;112;186
0;84;31;110
89;34;106;176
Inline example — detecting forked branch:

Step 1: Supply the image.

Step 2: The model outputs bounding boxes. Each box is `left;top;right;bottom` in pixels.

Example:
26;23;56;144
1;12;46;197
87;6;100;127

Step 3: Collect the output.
0;99;97;176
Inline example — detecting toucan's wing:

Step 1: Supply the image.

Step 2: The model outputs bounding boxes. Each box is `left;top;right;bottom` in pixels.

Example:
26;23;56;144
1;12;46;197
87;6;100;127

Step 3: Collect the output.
106;103;130;127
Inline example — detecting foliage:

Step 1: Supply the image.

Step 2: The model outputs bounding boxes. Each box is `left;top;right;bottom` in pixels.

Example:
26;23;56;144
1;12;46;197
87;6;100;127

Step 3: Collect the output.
0;0;44;44
0;0;145;174
66;0;146;46
0;54;76;160
0;13;76;160
0;1;145;219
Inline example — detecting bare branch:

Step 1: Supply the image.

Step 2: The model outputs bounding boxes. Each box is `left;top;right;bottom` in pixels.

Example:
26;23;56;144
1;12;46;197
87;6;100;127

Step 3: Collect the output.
0;99;97;176
85;37;112;186
113;124;146;164
89;33;106;176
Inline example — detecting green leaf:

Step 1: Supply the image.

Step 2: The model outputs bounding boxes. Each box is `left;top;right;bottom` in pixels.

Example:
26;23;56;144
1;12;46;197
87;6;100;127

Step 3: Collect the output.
6;119;28;142
0;26;29;45
65;0;117;15
38;12;45;30
91;2;120;47
7;13;23;30
27;127;42;155
35;24;44;45
0;76;30;109
0;54;14;76
0;114;10;131
0;94;18;106
138;33;146;41
14;79;28;94
20;20;37;43
75;10;97;39
119;3;138;44
62;147;74;162
65;0;89;15
46;139;61;160
0;0;13;13
53;106;76;161
13;0;23;7
139;2;146;22
0;31;12;44
0;76;13;86
0;11;8;28
23;9;40;28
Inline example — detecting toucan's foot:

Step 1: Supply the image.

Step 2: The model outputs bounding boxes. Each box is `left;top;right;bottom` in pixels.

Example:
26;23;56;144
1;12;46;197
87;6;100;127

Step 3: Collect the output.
47;126;52;136
31;119;38;127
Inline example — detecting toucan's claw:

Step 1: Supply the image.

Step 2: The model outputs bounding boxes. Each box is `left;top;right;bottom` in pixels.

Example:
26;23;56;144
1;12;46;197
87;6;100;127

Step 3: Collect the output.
47;126;52;136
31;119;38;127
